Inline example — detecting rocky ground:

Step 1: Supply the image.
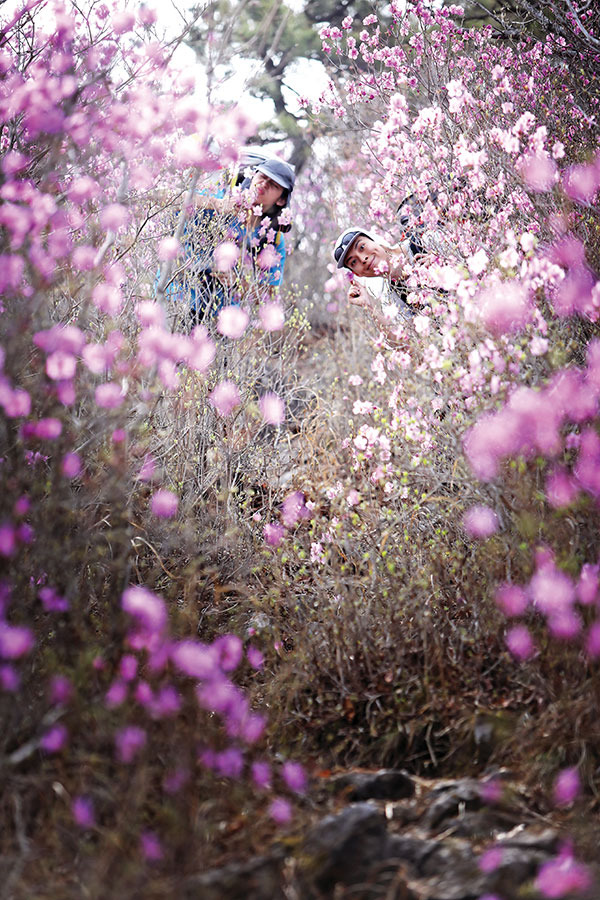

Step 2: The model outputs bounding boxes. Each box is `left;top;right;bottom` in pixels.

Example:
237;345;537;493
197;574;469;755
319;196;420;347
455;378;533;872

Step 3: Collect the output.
187;769;598;899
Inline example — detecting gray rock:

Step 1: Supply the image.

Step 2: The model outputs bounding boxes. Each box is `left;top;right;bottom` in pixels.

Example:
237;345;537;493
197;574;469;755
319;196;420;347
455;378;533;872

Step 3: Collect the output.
297;802;391;896
331;769;416;802
422;779;484;831
184;851;285;900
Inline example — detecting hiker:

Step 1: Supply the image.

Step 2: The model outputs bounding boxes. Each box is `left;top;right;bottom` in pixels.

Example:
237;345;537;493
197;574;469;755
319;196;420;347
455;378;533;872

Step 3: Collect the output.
167;154;295;325
332;219;448;342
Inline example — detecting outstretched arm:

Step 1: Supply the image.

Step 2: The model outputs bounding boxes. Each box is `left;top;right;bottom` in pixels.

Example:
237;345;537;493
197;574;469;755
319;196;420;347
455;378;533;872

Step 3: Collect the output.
348;281;408;346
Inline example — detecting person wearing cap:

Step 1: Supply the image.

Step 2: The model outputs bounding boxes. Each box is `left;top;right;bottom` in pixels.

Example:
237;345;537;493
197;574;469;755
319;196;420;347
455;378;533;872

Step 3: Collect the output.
166;155;295;324
333;227;423;343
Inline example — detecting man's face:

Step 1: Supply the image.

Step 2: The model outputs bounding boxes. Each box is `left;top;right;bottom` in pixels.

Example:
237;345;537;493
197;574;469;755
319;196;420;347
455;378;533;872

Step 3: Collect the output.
252;171;286;210
344;235;388;277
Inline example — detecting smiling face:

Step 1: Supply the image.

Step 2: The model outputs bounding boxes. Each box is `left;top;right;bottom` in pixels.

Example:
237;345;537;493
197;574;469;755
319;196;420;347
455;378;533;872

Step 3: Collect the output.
344;235;389;277
251;171;286;211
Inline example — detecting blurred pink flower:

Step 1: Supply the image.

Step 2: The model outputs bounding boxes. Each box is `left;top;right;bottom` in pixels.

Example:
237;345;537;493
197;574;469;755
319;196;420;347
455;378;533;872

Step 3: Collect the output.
115;725;146;763
495;583;528;617
478;282;531;335
95;382;124;409
563;162;600;205
462;504;499;538
585;621;600;659
546;467;578;508
0;622;34;658
215;634;243;672
151;489;178;518
269;796;292;824
0;664;19;692
535;847;591;897
99;203;129;230
281;760;307;794
72;796;95;828
0;524;16;557
122;586;167;634
136;300;165;328
553;767;580;807
140;830;163;861
120;655;138;682
39;586;69;612
247;646;264;669
346;489;360;506
138;455;156;482
112;10;135;33
259;302;285;331
548;608;582;640
252;760;271;790
92;283;123;316
479;846;503;873
61;452;81;478
49;675;73;705
213;240;239;271
157;237;181;261
576;563;598;605
281;491;308;527
215;747;244;778
520;152;557;192
187;336;216;373
259;392;285;425
171;640;218;679
505;625;535;660
209;380;241;417
46;351;76;381
34;417;62;439
217;305;249;339
256;245;279;269
264;522;285;546
40;724;68;753
530;563;574;616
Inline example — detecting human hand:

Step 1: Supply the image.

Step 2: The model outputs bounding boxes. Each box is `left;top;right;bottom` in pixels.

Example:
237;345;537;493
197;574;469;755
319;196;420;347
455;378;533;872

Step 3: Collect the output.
348;281;371;309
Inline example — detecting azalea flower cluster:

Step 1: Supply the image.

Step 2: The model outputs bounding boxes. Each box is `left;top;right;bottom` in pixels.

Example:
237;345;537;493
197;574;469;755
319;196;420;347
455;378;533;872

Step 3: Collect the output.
0;0;303;878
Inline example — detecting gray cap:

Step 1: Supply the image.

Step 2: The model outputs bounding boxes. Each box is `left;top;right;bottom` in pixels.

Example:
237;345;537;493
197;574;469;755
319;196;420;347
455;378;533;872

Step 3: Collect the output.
256;158;296;193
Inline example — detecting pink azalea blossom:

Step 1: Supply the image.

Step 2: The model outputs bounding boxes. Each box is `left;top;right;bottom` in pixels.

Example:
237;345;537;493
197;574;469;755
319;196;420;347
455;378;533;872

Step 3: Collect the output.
34;417;62;439
72;796;95;828
505;624;535;660
157;237;181;261
150;489;178;518
140;830;163;861
0;622;34;657
61;452;81;478
263;523;285;546
495;583;528;617
214;634;243;672
209;380;241;417
553;767;580;807
585;621;600;659
46;350;76;381
535;848;591;897
40;724;68;753
462;505;499;538
269;796;292;824
546;467;579;508
99;203;129;230
217;305;249;340
115;726;146;763
479;847;503;873
281;761;307;794
171;640;218;679
213;240;239;271
0;524;16;557
258;302;285;331
520;152;557;191
259;392;285;425
121;585;167;634
136;301;165;328
247;645;264;669
281;491;308;527
478;282;531;335
95;382;125;409
252;760;272;789
256;245;279;269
